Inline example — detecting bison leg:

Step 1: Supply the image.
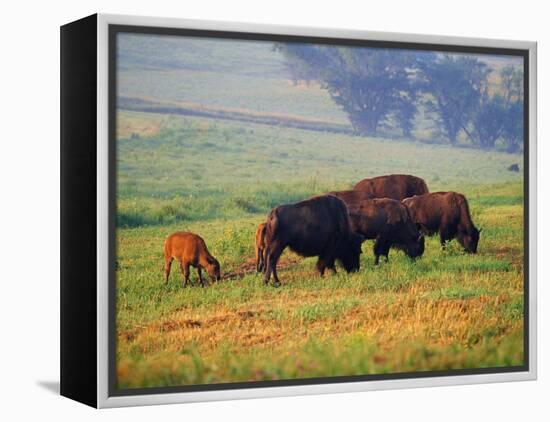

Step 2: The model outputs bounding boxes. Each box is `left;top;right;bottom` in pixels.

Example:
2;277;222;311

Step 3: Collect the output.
373;240;382;265
264;243;283;287
181;261;190;288
316;256;336;276
373;238;389;265
316;258;327;276
197;267;206;287
328;259;337;275
325;254;337;275
271;263;282;287
164;257;173;283
260;248;266;272
262;248;269;274
256;247;264;273
439;229;448;249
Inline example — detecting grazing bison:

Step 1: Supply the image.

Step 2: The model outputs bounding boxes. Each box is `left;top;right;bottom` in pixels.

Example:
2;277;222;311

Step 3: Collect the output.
164;232;221;287
353;174;429;200
254;222;267;272
403;192;481;253
263;195;364;287
348;198;424;264
328;189;374;208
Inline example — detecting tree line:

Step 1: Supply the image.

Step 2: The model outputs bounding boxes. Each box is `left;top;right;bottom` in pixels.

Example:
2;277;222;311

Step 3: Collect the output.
277;44;524;152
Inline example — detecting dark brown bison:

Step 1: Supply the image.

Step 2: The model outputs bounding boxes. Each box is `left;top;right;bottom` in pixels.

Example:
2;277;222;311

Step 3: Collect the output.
263;195;364;287
164;232;221;287
328;189;374;208
254;222;267;272
348;198;424;264
403;192;481;253
353;174;429;200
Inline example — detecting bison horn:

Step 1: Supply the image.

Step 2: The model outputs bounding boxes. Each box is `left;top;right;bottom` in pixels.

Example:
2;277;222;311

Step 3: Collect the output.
417;234;424;242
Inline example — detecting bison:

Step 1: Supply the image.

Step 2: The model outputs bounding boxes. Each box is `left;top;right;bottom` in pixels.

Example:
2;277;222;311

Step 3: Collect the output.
164;231;221;287
254;222;267;273
328;189;374;208
263;195;364;287
353;174;429;200
348;198;424;264
403;192;481;253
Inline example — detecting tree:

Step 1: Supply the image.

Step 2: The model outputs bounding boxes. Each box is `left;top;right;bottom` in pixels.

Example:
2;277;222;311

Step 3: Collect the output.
278;44;422;137
469;93;507;149
420;54;490;145
421;58;524;151
279;44;523;152
499;66;524;153
392;93;418;138
468;66;524;151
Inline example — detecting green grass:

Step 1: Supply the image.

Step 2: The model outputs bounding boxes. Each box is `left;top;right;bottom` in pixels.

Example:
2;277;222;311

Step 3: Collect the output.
114;111;525;389
116;111;523;227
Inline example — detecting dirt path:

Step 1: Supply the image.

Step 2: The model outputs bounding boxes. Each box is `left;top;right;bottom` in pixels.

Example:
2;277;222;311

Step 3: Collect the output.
119;96;353;135
221;256;302;281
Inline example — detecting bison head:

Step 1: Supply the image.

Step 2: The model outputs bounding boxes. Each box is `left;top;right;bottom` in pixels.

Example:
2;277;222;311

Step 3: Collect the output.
339;233;364;273
206;257;222;281
459;227;481;253
406;233;425;259
397;221;425;260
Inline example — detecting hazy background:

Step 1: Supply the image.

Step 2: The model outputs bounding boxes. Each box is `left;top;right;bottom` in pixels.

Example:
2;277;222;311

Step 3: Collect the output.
118;34;524;151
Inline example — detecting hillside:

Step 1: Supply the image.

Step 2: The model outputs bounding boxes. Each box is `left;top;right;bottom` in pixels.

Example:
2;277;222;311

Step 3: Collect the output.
117;33;346;123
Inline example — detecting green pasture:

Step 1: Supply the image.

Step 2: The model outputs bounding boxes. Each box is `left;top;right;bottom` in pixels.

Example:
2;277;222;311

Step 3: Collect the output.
115;111;524;388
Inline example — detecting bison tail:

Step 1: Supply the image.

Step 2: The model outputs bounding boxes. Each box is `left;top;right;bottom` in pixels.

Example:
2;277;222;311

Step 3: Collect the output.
264;208;280;246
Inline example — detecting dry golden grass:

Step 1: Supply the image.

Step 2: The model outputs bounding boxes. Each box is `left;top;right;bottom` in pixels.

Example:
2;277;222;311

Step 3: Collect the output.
117;268;523;387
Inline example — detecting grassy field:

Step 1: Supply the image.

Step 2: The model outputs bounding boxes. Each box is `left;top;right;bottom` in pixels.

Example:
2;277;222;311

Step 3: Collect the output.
115;110;524;389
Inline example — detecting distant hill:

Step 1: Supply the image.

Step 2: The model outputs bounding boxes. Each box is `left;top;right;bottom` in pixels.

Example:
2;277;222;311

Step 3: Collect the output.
118;33;288;77
117;33;347;123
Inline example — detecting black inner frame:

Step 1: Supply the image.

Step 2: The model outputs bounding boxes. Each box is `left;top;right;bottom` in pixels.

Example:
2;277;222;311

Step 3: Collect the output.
108;24;530;397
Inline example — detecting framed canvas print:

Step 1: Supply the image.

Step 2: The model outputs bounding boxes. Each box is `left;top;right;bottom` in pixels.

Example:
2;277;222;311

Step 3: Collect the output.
60;13;537;408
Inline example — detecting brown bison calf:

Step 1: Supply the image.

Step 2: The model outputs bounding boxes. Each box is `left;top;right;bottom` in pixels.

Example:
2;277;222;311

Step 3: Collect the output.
348;198;424;265
403;192;481;253
164;232;221;287
354;174;429;200
255;222;267;273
